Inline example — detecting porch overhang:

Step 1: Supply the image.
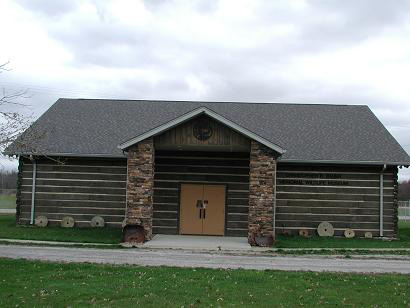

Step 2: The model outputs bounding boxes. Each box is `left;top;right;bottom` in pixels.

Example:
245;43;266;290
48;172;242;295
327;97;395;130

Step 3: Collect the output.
118;107;286;155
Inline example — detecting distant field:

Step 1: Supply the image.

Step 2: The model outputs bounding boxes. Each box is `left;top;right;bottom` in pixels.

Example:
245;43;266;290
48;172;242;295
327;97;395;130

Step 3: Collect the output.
0;195;15;209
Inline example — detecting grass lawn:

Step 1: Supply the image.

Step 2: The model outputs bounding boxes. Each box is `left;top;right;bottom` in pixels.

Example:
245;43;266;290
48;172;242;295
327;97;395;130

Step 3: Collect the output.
0;259;409;307
0;215;122;244
1;214;410;248
0;195;16;209
275;221;410;249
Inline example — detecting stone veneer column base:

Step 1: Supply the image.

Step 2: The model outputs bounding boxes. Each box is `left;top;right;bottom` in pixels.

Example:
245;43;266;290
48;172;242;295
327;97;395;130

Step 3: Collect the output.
125;138;154;241
248;140;277;246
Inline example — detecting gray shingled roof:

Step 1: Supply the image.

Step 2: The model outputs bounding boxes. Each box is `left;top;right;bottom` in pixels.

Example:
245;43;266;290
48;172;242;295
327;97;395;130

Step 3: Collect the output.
5;98;410;165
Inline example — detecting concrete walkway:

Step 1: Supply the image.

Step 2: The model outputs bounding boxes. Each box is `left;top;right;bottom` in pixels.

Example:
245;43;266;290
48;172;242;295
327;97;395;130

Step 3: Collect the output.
1;244;410;273
143;235;252;251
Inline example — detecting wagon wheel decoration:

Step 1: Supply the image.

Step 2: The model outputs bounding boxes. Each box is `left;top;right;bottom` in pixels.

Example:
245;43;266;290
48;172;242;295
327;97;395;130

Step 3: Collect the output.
61;216;75;228
317;222;334;237
35;216;48;227
91;216;105;228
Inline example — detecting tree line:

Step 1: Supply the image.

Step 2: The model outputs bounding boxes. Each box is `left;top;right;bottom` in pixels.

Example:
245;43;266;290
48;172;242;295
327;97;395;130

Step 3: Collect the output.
399;180;410;201
0;170;17;191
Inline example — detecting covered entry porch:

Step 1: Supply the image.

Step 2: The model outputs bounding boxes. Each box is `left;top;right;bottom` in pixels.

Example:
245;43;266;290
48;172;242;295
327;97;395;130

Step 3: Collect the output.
122;107;282;245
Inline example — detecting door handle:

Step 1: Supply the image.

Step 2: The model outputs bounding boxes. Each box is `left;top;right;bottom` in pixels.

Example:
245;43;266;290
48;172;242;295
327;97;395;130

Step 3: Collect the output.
199;209;202;219
203;208;206;219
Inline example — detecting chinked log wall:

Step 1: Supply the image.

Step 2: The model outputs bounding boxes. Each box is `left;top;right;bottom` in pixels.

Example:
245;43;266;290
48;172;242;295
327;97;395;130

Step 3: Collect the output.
153;150;250;236
276;164;398;237
18;157;127;227
18;156;398;238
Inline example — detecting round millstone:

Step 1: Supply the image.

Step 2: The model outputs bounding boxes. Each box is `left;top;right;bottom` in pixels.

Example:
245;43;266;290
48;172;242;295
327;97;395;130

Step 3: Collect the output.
90;216;105;228
299;229;309;237
317;222;334;237
364;231;373;239
61;216;75;228
34;216;48;227
344;229;355;238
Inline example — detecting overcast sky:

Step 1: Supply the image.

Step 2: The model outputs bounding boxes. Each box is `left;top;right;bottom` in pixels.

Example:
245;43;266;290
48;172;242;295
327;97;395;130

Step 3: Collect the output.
1;0;410;180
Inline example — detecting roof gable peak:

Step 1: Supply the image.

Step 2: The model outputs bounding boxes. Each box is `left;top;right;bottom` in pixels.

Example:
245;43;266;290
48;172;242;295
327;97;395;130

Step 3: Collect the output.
118;106;286;154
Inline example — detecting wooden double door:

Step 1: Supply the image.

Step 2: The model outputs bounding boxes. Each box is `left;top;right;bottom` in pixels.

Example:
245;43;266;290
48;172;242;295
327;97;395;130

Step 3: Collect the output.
180;184;225;235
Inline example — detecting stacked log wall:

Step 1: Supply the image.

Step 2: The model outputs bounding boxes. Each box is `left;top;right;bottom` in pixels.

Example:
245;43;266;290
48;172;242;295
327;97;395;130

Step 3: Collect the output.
276;164;397;237
18;157;127;227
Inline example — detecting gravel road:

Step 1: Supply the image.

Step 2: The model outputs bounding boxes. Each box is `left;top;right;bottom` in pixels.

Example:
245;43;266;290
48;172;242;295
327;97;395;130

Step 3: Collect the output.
1;244;410;274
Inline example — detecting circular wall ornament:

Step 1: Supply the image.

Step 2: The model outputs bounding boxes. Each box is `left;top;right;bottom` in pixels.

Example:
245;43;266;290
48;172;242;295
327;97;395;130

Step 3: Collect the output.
317;222;334;237
91;216;105;228
344;229;355;238
299;229;309;237
193;120;213;141
61;216;75;228
35;216;48;227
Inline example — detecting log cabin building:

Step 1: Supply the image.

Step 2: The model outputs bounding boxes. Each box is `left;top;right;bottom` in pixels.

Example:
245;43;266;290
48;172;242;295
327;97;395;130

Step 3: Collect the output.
5;99;410;244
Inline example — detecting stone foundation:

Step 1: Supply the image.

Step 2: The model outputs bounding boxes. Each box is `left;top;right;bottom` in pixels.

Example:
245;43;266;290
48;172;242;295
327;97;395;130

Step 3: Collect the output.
125;138;154;241
248;140;277;246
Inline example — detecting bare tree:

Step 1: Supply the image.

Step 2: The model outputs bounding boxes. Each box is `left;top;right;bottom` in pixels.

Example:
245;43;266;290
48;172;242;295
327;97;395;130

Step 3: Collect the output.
0;62;32;153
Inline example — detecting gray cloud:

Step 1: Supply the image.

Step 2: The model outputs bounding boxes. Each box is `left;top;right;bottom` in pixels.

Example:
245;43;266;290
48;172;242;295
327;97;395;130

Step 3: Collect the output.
3;0;410;179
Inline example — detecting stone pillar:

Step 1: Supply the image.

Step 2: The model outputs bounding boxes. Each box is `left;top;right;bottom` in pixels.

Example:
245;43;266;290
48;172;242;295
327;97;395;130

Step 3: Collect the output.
248;140;277;246
125;138;154;241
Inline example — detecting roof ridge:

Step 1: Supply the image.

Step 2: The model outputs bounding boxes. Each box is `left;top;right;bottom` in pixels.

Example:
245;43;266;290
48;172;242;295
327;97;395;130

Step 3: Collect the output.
60;97;367;107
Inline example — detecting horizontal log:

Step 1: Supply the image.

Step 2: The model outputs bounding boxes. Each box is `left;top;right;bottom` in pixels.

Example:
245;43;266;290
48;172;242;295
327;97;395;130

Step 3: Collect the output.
153;211;178;219
227;206;249;214
225;229;248;237
275;220;394;229
21;205;125;216
156;165;249;175
276;192;393;202
25;164;127;174
21;157;126;167
276;206;393;216
154;196;178;204
276;213;394;223
226;221;248;229
22;192;125;202
276;199;394;209
153;219;178;227
277;185;392;195
153;189;179;197
277;164;395;173
155;158;249;167
23;171;126;182
20;199;125;208
23;185;126;195
226;198;248;206
227;191;249;199
154;180;249;191
22;178;126;188
227;213;248;222
277;172;394;181
153;226;178;235
156;150;250;159
154;173;248;183
153;203;178;212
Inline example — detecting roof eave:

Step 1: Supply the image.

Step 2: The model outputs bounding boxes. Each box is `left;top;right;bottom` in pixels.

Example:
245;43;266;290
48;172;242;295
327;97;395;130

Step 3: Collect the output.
118;107;286;154
280;159;410;167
